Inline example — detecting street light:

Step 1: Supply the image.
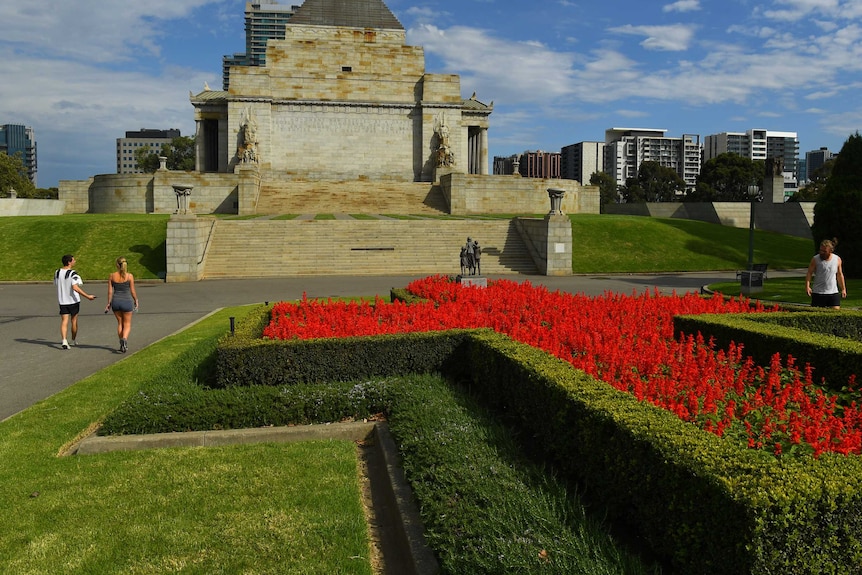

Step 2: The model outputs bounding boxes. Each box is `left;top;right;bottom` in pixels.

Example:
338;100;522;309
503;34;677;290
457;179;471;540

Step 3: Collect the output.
747;183;760;269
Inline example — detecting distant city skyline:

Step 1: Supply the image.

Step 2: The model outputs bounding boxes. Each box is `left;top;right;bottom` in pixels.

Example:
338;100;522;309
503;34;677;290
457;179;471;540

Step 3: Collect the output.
1;0;860;188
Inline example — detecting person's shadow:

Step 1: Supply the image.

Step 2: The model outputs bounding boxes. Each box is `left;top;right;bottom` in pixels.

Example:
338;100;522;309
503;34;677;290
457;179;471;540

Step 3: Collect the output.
16;338;117;352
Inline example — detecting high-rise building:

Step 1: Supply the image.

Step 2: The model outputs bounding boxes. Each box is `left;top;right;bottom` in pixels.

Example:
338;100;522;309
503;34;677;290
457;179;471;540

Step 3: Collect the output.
0;124;37;186
116;128;181;174
704;129;799;195
519;150;560;178
223;2;301;90
805;147;834;181
560;141;604;184
603;128;702;192
492;151;561;178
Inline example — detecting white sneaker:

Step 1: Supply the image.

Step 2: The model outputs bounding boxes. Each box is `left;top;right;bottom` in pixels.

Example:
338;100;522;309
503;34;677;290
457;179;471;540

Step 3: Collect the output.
61;342;70;350
71;340;78;347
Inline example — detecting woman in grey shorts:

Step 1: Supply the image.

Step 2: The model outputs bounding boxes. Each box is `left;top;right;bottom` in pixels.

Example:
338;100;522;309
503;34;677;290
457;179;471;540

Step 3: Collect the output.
105;257;139;353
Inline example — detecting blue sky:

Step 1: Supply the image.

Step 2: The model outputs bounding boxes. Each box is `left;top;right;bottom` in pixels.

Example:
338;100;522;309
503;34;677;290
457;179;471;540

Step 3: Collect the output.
1;0;861;188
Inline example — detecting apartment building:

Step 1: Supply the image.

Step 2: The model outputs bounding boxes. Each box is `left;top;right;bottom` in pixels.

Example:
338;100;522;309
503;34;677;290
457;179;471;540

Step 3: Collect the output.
704;129;799;195
560;141;604;184
493;151;560;178
223;1;300;90
116;129;181;174
805;147;834;181
0;124;37;186
603;128;702;192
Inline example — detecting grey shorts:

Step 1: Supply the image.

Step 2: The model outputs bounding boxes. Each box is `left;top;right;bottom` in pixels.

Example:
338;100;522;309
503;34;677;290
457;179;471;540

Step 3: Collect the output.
111;300;135;313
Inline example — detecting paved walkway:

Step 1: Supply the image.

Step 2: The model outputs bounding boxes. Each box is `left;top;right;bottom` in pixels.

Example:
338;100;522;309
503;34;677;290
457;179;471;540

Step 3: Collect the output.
0;271;805;422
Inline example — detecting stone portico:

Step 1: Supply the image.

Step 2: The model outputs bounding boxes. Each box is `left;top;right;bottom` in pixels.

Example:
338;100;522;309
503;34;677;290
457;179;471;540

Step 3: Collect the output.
192;0;491;183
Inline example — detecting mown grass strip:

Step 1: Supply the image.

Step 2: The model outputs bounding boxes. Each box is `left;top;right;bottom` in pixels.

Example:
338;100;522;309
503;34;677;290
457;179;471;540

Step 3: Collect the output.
0;306;372;575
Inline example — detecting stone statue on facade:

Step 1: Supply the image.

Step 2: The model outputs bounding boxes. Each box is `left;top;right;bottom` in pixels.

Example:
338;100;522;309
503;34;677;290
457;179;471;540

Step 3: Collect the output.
237;109;259;164
434;113;454;167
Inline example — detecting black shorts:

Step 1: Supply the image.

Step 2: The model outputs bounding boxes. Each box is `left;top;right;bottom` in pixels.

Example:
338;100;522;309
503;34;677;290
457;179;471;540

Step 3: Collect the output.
811;292;841;308
59;302;81;316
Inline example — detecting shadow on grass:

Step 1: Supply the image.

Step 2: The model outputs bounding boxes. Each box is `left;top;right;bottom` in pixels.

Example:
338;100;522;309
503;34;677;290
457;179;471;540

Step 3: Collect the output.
130;241;167;278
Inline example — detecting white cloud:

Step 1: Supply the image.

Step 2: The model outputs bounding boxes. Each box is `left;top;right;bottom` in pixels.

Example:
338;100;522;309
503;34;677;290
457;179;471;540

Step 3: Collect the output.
762;0;841;21
663;0;701;13
407;25;577;103
608;24;696;51
0;0;220;63
616;109;650;118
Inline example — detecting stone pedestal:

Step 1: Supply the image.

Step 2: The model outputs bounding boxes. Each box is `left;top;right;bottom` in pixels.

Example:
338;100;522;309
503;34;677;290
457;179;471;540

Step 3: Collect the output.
544;213;572;276
456;275;487;288
166;214;212;282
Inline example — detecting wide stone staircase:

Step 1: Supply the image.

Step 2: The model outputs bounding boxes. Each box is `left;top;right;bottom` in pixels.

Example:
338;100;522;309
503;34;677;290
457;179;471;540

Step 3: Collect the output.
254;180;450;215
202;218;537;278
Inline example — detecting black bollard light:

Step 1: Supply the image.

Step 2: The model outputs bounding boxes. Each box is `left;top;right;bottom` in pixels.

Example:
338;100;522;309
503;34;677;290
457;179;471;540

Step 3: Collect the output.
229;316;235;335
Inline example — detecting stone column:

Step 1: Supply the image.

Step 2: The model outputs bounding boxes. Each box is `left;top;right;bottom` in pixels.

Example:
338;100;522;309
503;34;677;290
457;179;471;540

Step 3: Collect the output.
480;128;489;175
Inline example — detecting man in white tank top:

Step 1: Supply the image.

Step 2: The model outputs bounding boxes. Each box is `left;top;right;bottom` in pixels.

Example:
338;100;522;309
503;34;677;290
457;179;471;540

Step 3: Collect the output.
805;239;847;309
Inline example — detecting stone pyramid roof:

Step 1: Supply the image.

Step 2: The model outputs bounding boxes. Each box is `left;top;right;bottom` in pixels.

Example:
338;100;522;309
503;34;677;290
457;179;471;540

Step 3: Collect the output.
289;0;403;30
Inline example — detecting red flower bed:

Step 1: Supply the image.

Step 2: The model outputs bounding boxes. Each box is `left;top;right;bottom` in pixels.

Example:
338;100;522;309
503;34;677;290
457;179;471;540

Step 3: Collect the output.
264;275;861;457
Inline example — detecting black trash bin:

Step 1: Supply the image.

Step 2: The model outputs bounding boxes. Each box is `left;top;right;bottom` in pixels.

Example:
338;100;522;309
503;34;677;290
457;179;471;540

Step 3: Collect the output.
740;270;764;294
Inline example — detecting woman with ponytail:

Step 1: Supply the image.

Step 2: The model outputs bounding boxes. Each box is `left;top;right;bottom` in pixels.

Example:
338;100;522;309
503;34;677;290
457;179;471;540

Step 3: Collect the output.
105;257;139;352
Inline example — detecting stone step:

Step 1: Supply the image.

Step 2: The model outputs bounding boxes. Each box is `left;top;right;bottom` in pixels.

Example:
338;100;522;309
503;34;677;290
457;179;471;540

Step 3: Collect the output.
254;181;449;215
202;219;536;277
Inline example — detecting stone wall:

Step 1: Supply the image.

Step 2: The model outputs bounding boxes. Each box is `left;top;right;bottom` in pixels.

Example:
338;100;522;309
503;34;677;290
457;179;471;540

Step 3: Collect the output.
58;178;93;214
59;172;241;215
152;170;239;214
0;198;65;216
604;201;815;239
442;173;600;216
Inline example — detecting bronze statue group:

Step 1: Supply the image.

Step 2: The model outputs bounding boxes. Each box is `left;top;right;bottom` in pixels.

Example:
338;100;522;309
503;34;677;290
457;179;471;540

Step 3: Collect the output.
460;237;482;276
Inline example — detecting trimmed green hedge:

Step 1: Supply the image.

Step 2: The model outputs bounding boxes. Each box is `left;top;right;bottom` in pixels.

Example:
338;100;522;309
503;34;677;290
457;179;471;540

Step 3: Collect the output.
673;311;862;390
214;305;470;388
457;330;862;574
184;306;862;573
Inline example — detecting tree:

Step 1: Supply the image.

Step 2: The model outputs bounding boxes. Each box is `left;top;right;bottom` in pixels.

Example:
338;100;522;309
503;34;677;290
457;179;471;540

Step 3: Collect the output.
810;132;862;278
0;151;36;197
620;161;685;203
134;136;196;172
589;171;619;208
691;153;764;201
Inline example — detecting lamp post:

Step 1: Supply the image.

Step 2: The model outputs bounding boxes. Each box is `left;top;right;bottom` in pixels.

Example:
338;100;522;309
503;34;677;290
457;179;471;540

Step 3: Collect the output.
747;183;760;269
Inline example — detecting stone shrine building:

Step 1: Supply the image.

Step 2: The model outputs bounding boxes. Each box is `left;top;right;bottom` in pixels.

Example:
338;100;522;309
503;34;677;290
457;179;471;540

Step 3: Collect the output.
56;0;599;280
191;0;491;183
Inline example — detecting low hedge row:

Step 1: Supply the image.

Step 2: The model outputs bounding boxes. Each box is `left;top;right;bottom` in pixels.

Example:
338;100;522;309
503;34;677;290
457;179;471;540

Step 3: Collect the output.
458;330;862;574
673;310;862;391
99;378;392;435
215;304;470;388
208;306;862;573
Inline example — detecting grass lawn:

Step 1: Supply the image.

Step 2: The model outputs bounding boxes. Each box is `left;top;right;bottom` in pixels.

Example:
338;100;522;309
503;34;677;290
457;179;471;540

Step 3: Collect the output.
708;276;862;308
0;306;373;574
1;213;817;282
0;214;169;281
570;214;813;273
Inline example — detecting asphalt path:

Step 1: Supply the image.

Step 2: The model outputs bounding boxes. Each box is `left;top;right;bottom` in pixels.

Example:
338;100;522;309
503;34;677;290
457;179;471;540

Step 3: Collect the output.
0;271;801;422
